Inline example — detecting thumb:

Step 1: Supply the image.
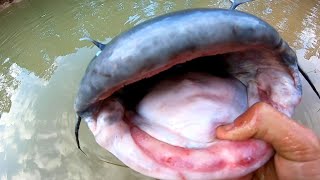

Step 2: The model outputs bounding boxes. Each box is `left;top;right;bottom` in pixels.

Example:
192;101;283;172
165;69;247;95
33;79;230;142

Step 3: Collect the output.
216;102;320;161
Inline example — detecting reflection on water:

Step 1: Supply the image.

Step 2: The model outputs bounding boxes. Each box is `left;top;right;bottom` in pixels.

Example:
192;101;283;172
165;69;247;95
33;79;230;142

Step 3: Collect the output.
0;0;319;179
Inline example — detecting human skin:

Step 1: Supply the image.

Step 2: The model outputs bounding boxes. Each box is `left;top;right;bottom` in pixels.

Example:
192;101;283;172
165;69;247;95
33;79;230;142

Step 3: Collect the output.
216;102;320;180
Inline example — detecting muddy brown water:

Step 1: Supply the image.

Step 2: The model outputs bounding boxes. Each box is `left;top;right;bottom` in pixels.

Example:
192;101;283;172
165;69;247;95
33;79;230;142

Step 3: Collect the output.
0;0;319;179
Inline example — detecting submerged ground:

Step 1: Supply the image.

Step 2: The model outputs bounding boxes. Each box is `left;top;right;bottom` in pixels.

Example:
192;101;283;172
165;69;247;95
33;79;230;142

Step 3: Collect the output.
0;0;319;179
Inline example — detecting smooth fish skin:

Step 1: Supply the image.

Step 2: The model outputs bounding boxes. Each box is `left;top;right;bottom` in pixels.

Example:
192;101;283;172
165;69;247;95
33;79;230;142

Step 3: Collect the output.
74;9;300;116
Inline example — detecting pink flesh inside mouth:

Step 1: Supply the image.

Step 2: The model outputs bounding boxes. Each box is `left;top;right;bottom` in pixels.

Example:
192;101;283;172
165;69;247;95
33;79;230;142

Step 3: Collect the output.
86;71;274;180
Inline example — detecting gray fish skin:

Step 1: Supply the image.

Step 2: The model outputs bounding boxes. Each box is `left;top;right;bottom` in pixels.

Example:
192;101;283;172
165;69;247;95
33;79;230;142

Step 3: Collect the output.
74;8;301;116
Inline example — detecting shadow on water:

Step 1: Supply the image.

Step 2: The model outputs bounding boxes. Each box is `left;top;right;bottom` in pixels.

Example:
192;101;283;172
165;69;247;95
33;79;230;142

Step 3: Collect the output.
0;0;319;179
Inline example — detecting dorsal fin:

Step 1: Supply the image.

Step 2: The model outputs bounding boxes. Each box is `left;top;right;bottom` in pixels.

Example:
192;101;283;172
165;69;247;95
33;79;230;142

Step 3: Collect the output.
80;36;106;50
229;0;254;10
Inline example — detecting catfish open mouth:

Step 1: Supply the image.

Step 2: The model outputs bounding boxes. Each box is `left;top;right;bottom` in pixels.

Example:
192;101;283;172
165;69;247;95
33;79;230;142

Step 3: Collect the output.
74;5;304;180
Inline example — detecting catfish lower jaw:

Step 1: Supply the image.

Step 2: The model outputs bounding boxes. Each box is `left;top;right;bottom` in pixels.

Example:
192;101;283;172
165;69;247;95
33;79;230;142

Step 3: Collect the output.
85;72;274;180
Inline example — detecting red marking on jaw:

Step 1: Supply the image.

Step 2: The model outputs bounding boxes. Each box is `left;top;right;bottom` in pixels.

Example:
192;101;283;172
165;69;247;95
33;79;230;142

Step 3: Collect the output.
131;126;272;172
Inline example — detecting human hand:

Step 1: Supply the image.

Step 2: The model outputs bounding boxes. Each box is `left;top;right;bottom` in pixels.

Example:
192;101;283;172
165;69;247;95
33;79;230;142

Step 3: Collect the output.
216;102;320;180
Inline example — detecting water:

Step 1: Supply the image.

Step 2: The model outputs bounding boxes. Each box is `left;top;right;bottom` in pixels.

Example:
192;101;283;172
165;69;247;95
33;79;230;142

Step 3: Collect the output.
0;0;319;179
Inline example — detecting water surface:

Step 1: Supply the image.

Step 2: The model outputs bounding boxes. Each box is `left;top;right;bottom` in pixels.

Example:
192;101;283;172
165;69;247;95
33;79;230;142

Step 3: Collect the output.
0;0;319;179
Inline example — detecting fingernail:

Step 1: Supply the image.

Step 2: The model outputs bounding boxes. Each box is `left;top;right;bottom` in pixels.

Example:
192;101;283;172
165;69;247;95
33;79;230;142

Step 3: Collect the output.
221;124;235;131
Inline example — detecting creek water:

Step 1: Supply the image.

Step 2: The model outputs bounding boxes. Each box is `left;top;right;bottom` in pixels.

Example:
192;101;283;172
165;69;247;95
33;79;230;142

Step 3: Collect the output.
0;0;319;179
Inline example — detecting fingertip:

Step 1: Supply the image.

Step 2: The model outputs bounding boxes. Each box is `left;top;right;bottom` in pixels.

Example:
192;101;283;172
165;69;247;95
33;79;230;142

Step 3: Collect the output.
216;105;260;141
215;124;232;139
216;123;246;140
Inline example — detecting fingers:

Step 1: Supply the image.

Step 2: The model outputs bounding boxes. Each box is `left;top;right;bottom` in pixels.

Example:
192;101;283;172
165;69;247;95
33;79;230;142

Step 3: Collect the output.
216;102;320;161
